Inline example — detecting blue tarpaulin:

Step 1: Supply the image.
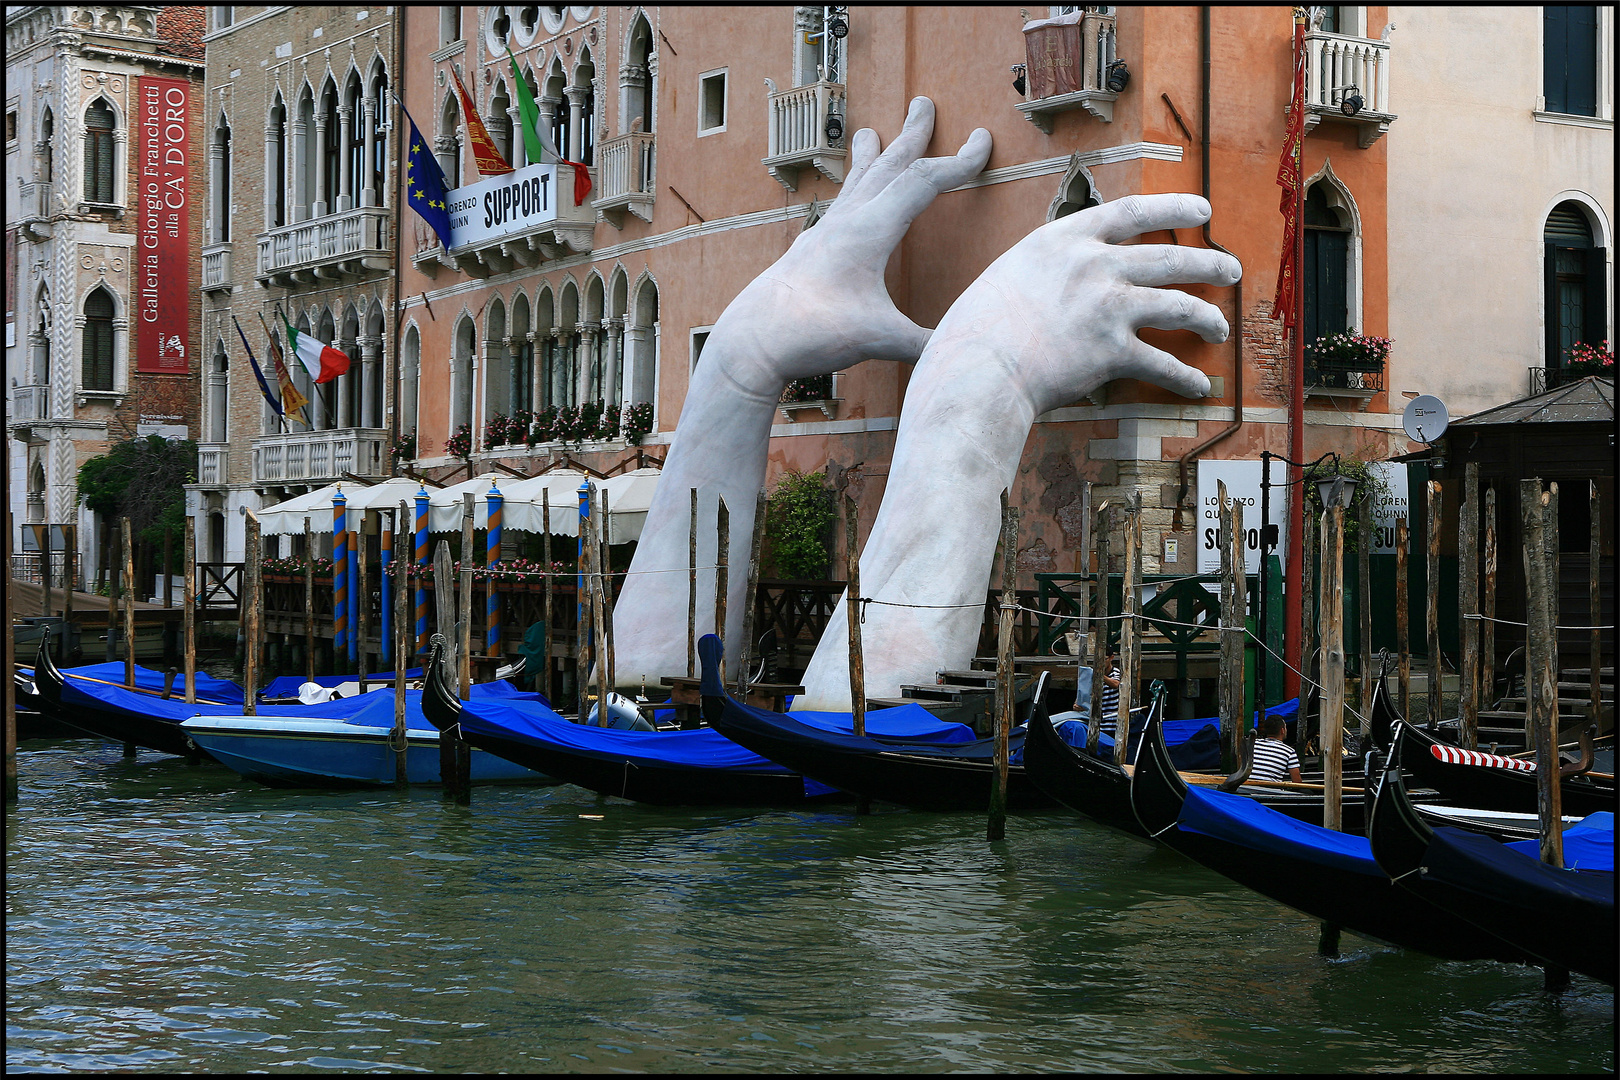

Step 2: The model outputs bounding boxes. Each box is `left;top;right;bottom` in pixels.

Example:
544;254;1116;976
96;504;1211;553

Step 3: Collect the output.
1177;784;1381;877
1505;811;1614;873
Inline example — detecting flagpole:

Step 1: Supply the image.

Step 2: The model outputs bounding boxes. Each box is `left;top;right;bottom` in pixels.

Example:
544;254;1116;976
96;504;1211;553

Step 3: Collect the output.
1283;7;1308;701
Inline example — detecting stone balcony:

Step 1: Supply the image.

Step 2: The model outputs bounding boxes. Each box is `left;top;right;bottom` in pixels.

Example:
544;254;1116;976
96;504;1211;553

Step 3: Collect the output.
197;443;229;486
1014;8;1119;131
762;80;847;190
11;384;50;426
412;161;596;278
252;427;388;485
1303;28;1396;147
594;132;655;227
201;243;232;294
255;205;392;287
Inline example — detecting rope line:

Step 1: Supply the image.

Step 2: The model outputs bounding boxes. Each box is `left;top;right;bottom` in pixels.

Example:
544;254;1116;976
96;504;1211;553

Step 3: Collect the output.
1463;613;1610;632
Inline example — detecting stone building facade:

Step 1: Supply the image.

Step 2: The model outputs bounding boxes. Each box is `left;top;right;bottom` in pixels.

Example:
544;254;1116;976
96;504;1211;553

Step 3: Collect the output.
5;4;205;586
187;4;398;563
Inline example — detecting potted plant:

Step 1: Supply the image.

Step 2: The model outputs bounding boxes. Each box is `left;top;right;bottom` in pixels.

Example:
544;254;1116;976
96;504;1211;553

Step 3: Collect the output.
1305;329;1392;372
444;424;473;461
1562;340;1615;380
623;402;654;446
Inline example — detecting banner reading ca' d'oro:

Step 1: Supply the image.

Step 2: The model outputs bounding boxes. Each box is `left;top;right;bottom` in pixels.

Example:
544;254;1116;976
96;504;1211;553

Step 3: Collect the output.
137;75;190;374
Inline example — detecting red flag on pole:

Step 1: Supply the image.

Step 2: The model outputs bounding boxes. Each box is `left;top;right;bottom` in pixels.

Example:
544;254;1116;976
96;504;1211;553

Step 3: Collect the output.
450;66;514;177
1271;11;1308;326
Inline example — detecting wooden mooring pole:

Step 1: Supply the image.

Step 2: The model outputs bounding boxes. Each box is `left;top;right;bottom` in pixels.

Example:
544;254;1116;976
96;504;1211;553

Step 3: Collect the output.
1591;481;1603;734
845;492;869;816
1114;497;1141;767
1086;502;1111;756
394;502;410;788
356;525;369;692
600;489;615;696
303;517;315;679
542;489;553;702
434;539;458;791
1481;488;1497;715
989;491;1017;841
1299;508;1316;755
1219;483;1246;772
242;510;261;715
1358;488;1373;734
1317;494;1347;957
1427;480;1443;729
1524;478;1569;992
456;493;475;801
1459;463;1480;749
183;516;196;704
593;486;608;720
736;489;767;696
714;495;730;654
1395;516;1410;720
122;518;137;689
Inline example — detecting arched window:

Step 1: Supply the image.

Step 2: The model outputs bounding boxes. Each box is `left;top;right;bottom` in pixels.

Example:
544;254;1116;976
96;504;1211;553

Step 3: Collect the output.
439;91;463;186
401;324;421;440
485;296;510;428
452;316;475;435
490;80;513;166
84;99;116;204
296;87;315;220
367;69;390;205
1543;202;1607;368
212;115;232;242
268;96;287;227
1048;158;1102;221
574;52;596;165
624;16;655;134
545;63;569;165
1302;183;1351;348
82;288;116;390
318;80;340;216
208;340;229;442
511;293;533;416
626;277;658;408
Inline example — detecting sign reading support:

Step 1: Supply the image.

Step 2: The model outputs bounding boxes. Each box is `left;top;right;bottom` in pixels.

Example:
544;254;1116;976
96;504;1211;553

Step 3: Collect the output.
446;161;562;250
137;76;190;374
1196;460;1289;575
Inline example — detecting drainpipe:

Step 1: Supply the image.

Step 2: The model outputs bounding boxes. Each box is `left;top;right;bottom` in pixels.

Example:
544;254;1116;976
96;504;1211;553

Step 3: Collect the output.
1172;5;1243;531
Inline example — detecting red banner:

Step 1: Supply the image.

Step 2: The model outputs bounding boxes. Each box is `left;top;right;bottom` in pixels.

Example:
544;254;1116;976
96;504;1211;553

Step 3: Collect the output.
137;75;190;373
1270;15;1307;327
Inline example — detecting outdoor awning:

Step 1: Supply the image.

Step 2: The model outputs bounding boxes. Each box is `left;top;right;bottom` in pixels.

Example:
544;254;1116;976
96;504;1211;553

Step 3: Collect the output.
596;468;661;545
256;482;350;535
426;472;508;533
411;467;661;541
487;470;591;534
335;476;427;518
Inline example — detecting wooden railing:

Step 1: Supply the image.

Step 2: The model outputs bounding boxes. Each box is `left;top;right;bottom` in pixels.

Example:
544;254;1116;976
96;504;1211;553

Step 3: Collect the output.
197;562;243;612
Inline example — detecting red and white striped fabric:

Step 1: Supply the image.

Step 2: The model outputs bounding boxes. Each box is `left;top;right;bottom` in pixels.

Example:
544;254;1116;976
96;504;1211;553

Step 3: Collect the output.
1429;744;1537;772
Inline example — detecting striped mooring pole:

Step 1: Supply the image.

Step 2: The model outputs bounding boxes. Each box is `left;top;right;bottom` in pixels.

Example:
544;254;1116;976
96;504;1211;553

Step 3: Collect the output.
487;481;504;658
414;487;430;656
333;487;348;671
347;522;359;666
577;481;590;660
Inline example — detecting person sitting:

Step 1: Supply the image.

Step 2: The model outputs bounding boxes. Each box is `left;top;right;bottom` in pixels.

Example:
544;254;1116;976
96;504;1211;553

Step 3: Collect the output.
1249;712;1302;783
1095;645;1122;717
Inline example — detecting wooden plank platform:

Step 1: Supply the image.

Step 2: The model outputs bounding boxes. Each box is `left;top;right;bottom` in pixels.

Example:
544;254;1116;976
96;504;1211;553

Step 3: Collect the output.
9;577;186;626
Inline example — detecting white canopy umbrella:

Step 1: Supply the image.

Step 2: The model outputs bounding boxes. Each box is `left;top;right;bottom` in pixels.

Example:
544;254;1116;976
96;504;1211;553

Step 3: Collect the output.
492;470;590;534
256;481;351;535
338;476;428;520
425;472;507;533
596;468;661;544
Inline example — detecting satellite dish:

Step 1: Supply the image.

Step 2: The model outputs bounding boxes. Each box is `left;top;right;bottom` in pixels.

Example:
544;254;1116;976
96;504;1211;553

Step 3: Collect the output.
1402;395;1449;444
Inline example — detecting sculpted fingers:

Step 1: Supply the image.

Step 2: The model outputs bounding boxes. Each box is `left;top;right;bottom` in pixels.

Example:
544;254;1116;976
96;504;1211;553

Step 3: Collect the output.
855;127;992;244
1116;338;1214;399
1126;286;1230;343
834;97;937;215
1113;244;1242;289
835;127;884;206
1066;193;1214;245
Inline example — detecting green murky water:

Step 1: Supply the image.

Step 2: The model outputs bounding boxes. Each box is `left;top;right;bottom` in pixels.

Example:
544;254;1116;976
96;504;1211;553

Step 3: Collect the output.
6;740;1613;1073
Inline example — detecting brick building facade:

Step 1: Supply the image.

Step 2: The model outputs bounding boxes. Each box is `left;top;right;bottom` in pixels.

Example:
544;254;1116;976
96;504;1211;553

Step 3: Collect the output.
6;4;206;586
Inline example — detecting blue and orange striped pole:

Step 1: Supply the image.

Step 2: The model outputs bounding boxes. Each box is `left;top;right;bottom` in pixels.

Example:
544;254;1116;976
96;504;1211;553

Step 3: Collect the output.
379;516;393;667
486;481;504;658
577;480;590;661
333;487;348;673
414;487;430;656
347;523;359;667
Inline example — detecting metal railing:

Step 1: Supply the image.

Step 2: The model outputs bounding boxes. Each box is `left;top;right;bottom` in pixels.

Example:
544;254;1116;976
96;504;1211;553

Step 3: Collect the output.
1305;29;1391;115
1305;360;1386;392
766;80;846;161
251;427;388;483
256;205;390;277
197;443;229;486
595;132;655;204
1529;365;1613;395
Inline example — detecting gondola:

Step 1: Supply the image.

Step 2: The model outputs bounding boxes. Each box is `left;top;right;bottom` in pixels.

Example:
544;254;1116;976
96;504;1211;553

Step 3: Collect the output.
1369;728;1615;986
422;635;851;807
701;640;1058;813
1128;705;1539;964
1368;668;1614;816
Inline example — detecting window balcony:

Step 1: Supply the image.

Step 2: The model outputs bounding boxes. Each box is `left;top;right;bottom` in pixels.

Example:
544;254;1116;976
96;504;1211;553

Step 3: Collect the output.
197;443;229;486
411;161;596;279
762;80;846;191
1303;29;1396;148
594;132;655;228
255;205;392;288
1304;359;1384;410
1014;8;1119;132
251;427;388;484
201;243;232;294
11;384;50;426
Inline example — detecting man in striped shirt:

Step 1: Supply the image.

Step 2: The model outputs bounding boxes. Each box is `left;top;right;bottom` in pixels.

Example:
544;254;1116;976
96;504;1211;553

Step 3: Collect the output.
1249;712;1301;782
1097;645;1121;717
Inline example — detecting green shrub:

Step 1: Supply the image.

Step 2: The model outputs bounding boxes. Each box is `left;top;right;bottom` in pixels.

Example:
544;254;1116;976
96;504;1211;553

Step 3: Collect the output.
765;469;835;580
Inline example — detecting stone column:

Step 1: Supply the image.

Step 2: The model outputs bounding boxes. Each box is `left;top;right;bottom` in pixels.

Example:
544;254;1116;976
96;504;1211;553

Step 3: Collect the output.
360;335;382;428
564;87;587;162
337;337;357;427
525;331;538;412
290;116;308;221
111;128;128;205
336;103;354;212
603;318;623;412
506;105;526;169
209;137;227;243
577;323;599;407
623;323;653;405
361;95;378;207
547;328;566;408
539;96;561;157
312;110;330;217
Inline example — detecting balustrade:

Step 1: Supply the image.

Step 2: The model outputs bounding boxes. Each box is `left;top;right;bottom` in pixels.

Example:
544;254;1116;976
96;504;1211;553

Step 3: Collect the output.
197;444;229;486
1303;28;1395;147
762;81;847;190
201;244;231;293
255;204;391;286
595;132;655;226
252;427;388;484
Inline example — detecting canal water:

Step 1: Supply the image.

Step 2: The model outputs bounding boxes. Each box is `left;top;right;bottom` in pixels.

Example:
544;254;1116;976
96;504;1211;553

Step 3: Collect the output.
6;740;1613;1073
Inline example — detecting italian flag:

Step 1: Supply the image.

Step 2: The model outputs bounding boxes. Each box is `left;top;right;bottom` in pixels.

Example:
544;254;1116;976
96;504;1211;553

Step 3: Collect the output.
284;320;351;384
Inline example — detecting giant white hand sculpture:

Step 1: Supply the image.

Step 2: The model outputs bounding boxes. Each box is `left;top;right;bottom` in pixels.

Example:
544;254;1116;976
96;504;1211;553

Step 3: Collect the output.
612;99;991;684
796;194;1243;709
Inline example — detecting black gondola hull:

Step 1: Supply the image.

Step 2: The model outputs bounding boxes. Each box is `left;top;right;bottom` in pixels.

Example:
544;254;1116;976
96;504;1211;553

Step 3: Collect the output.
1396;721;1614;816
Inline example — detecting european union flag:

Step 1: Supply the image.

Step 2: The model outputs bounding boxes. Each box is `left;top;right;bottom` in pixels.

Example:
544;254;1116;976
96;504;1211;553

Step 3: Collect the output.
405;114;453;251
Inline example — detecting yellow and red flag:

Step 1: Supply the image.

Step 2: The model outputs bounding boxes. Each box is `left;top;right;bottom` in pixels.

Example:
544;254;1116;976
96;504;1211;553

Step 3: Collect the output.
450;65;514;178
1270;10;1307;326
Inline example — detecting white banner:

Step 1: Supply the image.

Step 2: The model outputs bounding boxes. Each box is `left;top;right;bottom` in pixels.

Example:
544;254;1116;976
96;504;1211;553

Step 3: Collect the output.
447;161;562;250
1366;461;1409;554
1196;460;1289;575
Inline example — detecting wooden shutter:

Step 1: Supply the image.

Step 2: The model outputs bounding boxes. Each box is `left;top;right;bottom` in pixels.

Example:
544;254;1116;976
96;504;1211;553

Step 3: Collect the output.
1567;6;1598;117
82;293;114;391
1583;247;1608;348
1545;242;1561;369
84;102;115;204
